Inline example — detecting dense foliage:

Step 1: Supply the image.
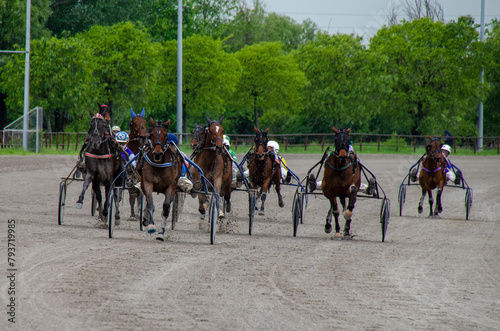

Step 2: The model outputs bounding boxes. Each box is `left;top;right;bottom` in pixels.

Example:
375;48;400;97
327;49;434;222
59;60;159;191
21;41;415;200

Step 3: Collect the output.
0;0;498;139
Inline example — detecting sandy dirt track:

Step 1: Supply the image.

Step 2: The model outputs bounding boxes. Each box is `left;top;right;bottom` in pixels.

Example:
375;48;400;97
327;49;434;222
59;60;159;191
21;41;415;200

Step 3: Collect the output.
0;153;499;330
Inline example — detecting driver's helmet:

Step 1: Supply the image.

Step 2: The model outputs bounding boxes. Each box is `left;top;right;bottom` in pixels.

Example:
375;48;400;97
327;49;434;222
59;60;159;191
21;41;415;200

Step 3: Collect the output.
441;144;451;154
223;134;230;142
167;133;178;145
112;125;121;134
268;140;279;153
115;131;129;143
223;138;230;147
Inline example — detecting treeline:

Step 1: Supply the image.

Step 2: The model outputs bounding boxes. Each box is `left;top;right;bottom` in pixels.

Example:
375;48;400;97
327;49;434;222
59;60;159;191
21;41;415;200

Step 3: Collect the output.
1;0;499;138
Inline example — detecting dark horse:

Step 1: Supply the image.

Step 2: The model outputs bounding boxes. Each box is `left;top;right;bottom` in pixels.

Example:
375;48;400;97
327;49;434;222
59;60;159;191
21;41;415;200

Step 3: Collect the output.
247;127;284;215
190;116;232;223
322;127;361;239
76;112;123;225
418;135;447;217
141;117;183;241
190;123;207;152
125;108;148;221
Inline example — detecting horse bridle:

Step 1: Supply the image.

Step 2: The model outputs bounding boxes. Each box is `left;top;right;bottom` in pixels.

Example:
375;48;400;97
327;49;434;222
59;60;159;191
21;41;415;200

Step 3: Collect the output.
333;130;350;156
206;121;224;154
89;116;110;147
129;116;148;144
427;138;442;162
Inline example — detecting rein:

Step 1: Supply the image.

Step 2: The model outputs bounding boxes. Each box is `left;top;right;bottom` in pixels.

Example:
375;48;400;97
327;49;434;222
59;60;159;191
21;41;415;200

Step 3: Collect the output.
143;153;172;168
85;152;113;159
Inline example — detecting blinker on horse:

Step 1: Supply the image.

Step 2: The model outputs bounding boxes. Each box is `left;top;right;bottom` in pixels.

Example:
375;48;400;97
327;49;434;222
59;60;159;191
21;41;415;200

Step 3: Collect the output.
322;127;361;239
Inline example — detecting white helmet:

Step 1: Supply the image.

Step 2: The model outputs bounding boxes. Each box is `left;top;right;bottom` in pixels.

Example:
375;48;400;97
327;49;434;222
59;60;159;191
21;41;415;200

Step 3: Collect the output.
223;138;230;147
268;140;279;153
441;144;451;154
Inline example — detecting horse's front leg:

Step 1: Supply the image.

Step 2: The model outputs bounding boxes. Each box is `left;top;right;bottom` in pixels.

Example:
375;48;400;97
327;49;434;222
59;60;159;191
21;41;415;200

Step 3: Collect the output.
143;182;156;234
157;186;175;241
274;171;285;208
434;187;443;216
343;185;358;238
76;171;94;209
418;189;427;214
128;195;137;221
259;178;272;215
427;190;434;217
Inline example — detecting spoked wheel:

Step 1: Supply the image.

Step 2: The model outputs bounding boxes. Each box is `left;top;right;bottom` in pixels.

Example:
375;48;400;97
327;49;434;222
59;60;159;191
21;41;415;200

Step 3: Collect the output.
58;181;67;225
91;190;97;216
248;190;257;235
139;194;144;231
209;194;219;245
465;188;473;220
292;194;302;237
108;186;115;239
398;184;406;216
380;198;390;242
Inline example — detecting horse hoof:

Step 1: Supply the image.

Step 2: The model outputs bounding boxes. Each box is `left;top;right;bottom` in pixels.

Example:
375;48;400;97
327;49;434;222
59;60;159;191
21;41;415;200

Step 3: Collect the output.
146;224;156;234
115;217;121;226
258;210;265;216
75;202;83;209
344;210;352;220
127;216;137;222
325;224;332;234
332;232;342;240
219;210;225;219
342;234;353;240
156;233;165;241
418;206;423;214
198;219;206;230
279;201;285;208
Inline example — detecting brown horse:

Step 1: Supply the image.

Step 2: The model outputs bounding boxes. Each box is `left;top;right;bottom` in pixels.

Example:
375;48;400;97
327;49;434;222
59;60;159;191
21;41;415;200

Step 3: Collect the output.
141;118;183;241
97;103;111;121
418;135;447;217
247;127;284;215
322;127;361;239
125;108;148;221
190;116;232;222
190;123;207;152
76;113;123;225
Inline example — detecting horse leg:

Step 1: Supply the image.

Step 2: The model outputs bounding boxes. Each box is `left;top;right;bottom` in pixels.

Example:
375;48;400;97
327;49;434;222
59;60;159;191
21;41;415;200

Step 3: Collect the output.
325;198;340;237
274;174;285;208
157;187;175;241
427;190;434;217
343;185;358;239
128;195;137;221
434;187;443;216
92;182;104;222
198;194;208;230
418;189;427;214
259;178;272;215
114;187;121;226
259;192;267;215
142;182;156;234
76;171;94;208
225;195;231;213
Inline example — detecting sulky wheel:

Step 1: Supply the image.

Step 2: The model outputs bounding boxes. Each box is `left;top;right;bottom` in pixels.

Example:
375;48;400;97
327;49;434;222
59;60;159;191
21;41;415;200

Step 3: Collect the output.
398;184;406;216
139;194;144;231
465;188;473;220
209;194;219;245
108;186;115;239
292;194;302;237
58;181;67;225
380;198;390;242
248;190;257;235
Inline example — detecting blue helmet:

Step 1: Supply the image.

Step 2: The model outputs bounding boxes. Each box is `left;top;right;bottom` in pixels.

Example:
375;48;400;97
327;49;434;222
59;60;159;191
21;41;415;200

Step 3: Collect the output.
167;133;178;145
115;131;129;143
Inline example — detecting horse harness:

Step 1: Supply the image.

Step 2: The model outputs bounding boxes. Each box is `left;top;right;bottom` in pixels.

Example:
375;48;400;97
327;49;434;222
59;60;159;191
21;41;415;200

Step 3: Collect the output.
327;130;358;174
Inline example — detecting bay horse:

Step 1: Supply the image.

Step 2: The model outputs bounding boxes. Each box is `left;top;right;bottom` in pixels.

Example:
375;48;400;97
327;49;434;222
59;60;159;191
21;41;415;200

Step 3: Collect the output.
76;112;123;225
141;118;183;241
418;135;447;217
247;127;284;215
98;103;111;121
125;108;148;221
322;127;361;239
190;123;207;153
190;116;232;222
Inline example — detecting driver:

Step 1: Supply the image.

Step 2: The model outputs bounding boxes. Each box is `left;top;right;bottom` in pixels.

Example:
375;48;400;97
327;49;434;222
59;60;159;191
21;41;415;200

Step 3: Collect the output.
267;140;292;184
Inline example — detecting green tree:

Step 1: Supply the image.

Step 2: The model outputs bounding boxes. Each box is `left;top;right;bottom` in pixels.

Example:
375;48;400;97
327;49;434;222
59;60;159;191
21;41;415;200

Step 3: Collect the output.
77;22;160;126
159;34;241;133
369;17;486;136
484;19;500;137
0;36;95;132
233;41;306;132
293;33;385;133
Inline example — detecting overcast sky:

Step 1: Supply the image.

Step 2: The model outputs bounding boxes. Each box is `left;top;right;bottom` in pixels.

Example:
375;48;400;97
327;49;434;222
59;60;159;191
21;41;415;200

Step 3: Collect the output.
260;0;500;42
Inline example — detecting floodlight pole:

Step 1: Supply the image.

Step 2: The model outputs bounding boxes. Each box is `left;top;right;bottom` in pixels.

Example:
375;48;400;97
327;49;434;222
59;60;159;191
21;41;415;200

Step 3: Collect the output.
177;0;183;143
477;0;485;151
23;0;32;151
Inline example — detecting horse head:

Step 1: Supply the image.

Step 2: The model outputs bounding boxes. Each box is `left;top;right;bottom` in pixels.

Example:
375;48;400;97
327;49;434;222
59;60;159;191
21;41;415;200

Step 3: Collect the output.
88;114;109;150
148;117;171;162
254;127;270;160
206;116;224;154
191;123;207;151
332;127;351;165
129;108;148;146
426;135;443;161
97;103;111;121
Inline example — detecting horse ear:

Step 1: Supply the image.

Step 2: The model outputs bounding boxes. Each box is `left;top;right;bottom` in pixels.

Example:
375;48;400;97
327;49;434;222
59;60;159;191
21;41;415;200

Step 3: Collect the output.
218;115;224;124
427;135;432;140
89;108;94;117
149;117;156;127
164;119;171;128
97;103;101;108
206;116;211;125
254;127;259;134
141;108;145;118
438;134;442;139
130;108;136;119
332;126;339;133
346;128;351;134
265;127;270;133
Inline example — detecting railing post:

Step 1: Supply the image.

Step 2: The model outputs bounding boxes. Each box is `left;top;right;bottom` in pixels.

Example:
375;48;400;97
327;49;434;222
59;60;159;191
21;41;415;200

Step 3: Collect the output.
497;138;499;155
378;136;380;151
75;133;79;151
285;137;289;152
44;134;48;149
321;135;325;152
413;137;417;153
67;133;70;150
305;136;308;151
473;138;477;154
359;135;363;152
56;133;59;150
235;136;238;151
